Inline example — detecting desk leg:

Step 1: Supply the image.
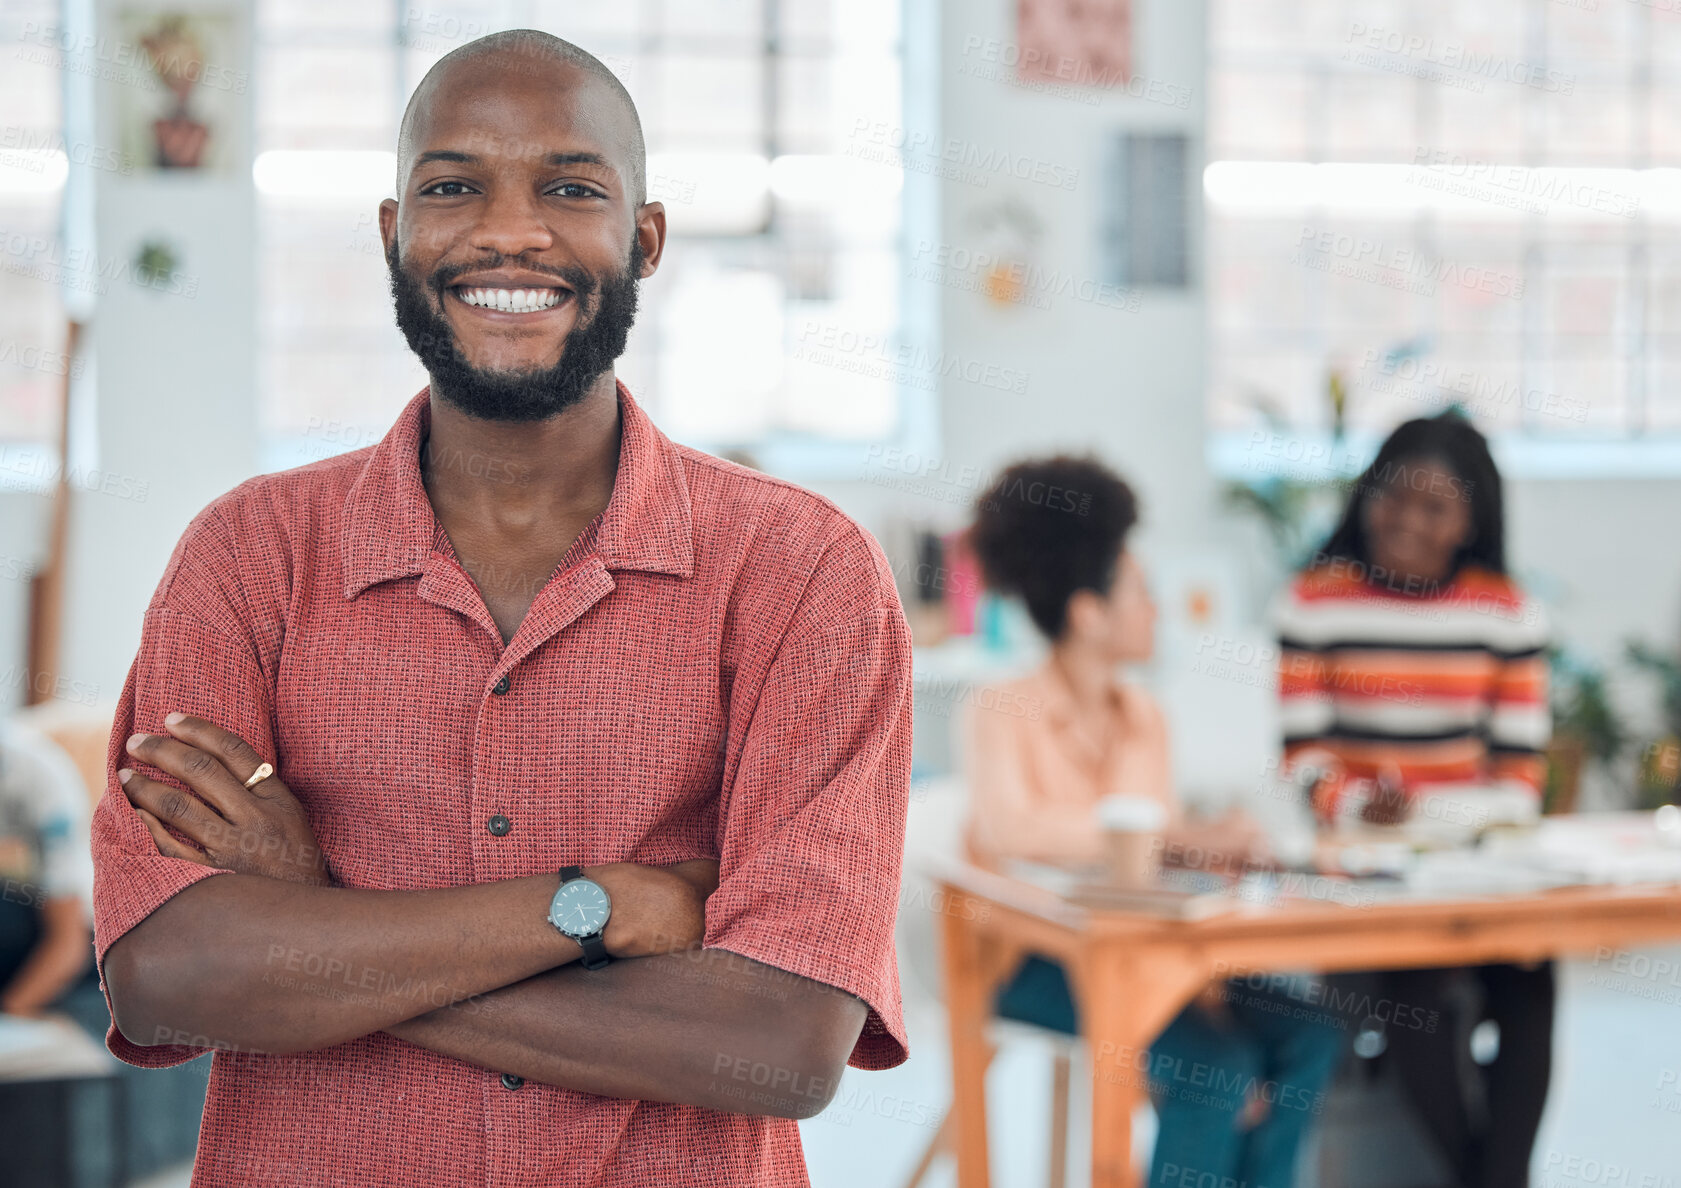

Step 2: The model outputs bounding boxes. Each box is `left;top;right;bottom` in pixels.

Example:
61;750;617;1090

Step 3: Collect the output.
1075;947;1210;1188
940;899;997;1188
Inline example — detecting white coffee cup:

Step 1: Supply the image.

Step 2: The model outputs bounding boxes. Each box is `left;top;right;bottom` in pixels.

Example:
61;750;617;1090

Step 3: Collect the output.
1096;795;1168;887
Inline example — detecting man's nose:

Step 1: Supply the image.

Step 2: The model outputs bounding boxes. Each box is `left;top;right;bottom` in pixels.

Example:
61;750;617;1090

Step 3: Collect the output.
469;185;557;257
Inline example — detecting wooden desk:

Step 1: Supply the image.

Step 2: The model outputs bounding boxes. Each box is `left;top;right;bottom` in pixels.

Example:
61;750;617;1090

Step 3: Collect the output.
935;841;1681;1188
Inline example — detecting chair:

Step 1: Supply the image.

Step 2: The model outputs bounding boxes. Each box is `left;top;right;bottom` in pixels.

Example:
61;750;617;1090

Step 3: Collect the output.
895;773;1078;1188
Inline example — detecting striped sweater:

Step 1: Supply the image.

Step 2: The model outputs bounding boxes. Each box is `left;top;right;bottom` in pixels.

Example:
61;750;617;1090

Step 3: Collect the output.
1270;562;1551;812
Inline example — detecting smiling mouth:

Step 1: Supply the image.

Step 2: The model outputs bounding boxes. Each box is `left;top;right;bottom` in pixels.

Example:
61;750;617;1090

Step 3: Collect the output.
449;285;572;315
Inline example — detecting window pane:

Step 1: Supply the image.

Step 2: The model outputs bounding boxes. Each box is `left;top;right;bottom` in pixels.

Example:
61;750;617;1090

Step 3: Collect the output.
1209;70;1310;160
1547;0;1637;69
261;0;392;37
1209;217;1316;341
643;54;765;151
531;1;643;42
1324;72;1416;162
780;0;834;43
663;0;764;43
1210;0;1669;451
1209;351;1321;434
0;203;67;444
1210;0;1316;58
1542;84;1635;166
1431;82;1524;162
260;46;396;150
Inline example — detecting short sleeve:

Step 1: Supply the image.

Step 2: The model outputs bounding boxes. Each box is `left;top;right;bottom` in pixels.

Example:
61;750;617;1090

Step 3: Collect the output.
91;504;280;1069
702;562;913;1071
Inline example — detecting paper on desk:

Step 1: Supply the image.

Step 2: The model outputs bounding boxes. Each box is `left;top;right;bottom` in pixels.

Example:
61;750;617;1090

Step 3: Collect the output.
0;1013;82;1079
997;858;1094;897
1401;812;1681;895
0;1012;117;1082
1514;815;1681;885
1402;852;1582;897
997;859;1248;918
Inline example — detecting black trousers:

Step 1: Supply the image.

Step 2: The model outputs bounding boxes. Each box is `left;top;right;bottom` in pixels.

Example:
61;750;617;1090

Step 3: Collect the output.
1376;963;1556;1188
0;894;43;986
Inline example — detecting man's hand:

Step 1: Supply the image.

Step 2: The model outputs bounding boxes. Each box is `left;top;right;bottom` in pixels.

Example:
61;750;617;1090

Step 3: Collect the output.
588;859;719;960
119;713;333;887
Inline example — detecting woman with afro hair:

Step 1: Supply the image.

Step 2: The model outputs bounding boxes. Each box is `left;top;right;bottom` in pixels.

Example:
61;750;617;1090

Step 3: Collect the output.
961;454;1344;1188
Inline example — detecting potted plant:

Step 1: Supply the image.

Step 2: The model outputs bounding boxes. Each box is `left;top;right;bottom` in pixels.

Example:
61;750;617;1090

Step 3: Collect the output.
1625;641;1681;809
1545;647;1623;815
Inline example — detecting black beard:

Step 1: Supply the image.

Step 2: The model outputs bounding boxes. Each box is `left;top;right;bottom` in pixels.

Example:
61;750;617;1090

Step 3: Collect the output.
385;235;643;423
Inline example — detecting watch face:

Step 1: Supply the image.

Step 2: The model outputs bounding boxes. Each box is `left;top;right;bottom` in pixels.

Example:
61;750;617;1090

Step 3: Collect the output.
549;878;611;938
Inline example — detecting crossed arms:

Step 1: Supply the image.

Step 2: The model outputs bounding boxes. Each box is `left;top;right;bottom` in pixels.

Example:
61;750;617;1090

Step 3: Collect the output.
101;716;867;1120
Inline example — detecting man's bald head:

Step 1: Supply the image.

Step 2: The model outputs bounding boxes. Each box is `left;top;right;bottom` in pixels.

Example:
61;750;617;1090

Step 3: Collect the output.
395;29;647;205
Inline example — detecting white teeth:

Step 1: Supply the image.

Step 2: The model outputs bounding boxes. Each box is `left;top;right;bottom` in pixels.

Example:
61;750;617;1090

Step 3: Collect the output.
457;287;563;312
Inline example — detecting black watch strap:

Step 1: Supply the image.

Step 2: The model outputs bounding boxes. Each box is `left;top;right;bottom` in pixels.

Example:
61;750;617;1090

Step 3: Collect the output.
558;866;611;971
578;932;611;971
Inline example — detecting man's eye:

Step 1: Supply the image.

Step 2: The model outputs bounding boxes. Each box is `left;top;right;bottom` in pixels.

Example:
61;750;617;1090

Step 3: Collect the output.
425;181;475;196
553;183;601;198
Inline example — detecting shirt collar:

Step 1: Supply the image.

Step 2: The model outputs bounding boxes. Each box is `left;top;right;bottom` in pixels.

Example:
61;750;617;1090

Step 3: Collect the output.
341;379;694;600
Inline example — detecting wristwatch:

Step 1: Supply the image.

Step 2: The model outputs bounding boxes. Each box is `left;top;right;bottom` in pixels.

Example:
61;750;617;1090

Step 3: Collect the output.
548;865;612;970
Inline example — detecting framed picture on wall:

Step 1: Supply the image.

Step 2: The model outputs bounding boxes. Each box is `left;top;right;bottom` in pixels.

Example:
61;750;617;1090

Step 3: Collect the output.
1016;0;1131;86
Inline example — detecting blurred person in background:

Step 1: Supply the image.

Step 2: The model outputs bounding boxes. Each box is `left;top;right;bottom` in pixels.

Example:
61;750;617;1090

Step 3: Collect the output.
1272;411;1552;1188
0;717;98;1020
963;455;1344;1188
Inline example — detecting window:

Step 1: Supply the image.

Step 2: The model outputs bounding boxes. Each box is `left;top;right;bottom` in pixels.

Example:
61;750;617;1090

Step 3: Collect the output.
256;0;913;473
0;0;72;482
1207;0;1681;476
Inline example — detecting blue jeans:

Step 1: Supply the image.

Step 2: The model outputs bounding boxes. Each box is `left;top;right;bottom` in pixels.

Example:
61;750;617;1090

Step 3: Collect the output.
995;956;1347;1188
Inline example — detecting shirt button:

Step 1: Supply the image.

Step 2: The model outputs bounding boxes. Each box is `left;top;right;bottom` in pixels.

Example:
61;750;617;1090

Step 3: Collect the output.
486;814;512;837
492;675;511;696
500;1072;523;1091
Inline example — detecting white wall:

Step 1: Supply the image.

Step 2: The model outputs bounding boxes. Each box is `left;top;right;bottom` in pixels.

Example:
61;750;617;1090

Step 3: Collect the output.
53;0;257;710
932;0;1213;555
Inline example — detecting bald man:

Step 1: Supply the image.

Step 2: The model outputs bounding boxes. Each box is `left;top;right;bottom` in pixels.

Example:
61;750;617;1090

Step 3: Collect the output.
92;30;912;1187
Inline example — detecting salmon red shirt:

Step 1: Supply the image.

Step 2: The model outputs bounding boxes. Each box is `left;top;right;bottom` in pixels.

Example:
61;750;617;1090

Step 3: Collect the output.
89;382;913;1187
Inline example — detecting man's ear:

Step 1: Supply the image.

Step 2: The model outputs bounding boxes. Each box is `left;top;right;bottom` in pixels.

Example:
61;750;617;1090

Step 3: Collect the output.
378;198;399;257
634;201;667;275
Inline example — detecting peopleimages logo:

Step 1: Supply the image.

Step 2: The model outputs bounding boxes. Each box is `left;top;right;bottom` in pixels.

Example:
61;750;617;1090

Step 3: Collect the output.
1342;23;1576;94
16;21;248;95
795;321;1029;396
847;119;1081;191
1360;348;1591;425
1292;227;1525;300
0;127;132;175
1409;148;1640;219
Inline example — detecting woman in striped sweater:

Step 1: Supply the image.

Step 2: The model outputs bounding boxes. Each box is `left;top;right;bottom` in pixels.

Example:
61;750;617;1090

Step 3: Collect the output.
1271;412;1553;1188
